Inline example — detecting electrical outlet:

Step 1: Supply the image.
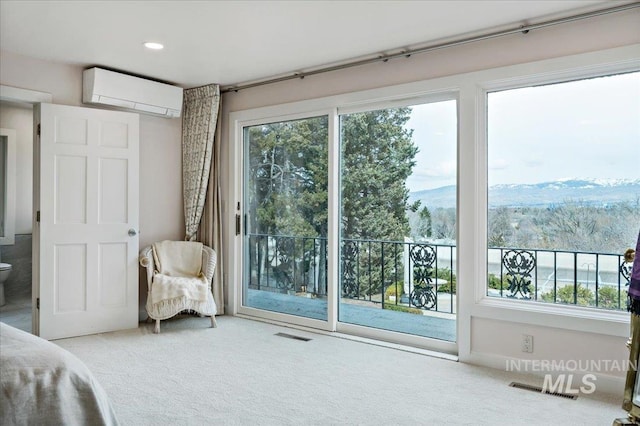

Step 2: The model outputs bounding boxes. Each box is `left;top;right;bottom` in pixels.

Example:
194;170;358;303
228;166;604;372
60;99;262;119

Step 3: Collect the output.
522;334;533;353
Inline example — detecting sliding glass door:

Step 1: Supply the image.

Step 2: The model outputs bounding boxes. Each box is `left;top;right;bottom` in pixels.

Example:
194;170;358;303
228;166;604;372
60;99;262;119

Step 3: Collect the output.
238;99;458;345
242;116;329;321
338;100;458;342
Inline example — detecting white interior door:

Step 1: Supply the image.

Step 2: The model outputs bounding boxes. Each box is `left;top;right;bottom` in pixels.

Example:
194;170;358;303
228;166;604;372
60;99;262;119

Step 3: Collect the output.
35;103;139;340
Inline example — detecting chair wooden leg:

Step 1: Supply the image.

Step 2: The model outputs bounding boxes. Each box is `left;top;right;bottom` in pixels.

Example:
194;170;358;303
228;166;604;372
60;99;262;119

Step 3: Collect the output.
154;319;160;334
211;316;217;328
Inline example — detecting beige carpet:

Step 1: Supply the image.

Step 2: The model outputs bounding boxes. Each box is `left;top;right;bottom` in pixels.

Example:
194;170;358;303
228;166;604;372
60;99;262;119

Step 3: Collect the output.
54;315;624;426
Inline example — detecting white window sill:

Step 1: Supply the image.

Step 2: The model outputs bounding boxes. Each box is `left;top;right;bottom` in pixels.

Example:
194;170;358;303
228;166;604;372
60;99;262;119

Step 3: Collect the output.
471;295;630;337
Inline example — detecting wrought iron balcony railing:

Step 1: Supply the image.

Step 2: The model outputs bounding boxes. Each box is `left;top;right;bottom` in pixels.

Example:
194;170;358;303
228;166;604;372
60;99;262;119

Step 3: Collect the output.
488;246;633;310
246;233;634;313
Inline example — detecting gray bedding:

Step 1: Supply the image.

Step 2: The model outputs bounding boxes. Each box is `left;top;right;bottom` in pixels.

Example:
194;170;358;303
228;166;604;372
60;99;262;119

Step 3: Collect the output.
0;322;119;425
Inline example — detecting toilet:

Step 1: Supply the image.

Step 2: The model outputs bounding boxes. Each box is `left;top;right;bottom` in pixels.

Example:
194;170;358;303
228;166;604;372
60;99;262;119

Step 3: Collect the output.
0;262;11;306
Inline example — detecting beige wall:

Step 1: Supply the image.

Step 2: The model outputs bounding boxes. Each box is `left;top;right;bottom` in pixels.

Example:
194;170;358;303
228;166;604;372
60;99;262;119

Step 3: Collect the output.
221;9;640;112
471;317;628;372
220;8;639;394
0;103;33;234
138;114;183;246
0;50;184;247
0;51;184;318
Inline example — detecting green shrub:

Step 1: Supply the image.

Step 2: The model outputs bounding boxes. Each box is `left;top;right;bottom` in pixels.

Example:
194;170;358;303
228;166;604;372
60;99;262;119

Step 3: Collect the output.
597;286;625;310
488;273;503;290
383;303;423;315
384;281;404;300
438;282;455;293
436;267;456;293
541;284;594;307
438;283;452;293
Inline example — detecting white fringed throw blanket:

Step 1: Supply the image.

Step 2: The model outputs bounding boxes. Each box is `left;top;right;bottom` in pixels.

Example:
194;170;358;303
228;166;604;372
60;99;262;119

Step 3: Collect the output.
147;241;216;319
152;240;203;277
149;274;209;306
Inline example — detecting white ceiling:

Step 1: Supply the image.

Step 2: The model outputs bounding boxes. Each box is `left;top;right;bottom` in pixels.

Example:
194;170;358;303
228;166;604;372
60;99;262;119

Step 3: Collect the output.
0;1;629;88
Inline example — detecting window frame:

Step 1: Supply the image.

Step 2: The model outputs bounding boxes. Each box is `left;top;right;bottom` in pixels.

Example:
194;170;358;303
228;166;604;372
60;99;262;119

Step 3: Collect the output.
227;45;640;356
471;48;639;337
483;72;640;312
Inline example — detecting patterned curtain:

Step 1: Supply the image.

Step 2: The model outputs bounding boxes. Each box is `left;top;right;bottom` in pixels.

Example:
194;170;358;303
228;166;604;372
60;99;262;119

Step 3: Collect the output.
197;103;224;314
182;84;220;241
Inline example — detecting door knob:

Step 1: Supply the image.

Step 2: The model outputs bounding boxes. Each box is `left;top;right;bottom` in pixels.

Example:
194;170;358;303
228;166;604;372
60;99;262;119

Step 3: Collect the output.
128;228;137;237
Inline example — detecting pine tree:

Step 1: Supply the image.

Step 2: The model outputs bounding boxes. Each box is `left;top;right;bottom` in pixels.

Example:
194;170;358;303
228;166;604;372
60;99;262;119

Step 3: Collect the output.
340;107;417;242
246;108;418;296
340;108;418;296
418;206;433;239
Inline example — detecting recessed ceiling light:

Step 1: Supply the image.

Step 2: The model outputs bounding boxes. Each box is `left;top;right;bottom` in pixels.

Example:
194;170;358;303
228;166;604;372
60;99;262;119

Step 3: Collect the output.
144;42;164;50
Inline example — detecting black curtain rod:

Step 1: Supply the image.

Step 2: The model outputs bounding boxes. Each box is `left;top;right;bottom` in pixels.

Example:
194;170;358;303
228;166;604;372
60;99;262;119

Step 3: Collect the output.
221;2;639;94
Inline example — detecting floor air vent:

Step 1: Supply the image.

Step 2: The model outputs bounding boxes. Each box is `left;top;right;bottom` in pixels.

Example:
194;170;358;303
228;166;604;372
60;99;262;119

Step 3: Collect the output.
275;332;311;342
509;382;578;400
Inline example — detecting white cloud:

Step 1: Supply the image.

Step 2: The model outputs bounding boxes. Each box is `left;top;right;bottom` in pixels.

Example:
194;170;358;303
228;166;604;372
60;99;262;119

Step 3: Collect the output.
489;159;509;170
414;160;457;178
523;157;543;167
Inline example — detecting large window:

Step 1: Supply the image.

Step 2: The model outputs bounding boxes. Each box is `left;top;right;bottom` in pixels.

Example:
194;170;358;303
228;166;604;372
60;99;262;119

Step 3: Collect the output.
486;72;640;310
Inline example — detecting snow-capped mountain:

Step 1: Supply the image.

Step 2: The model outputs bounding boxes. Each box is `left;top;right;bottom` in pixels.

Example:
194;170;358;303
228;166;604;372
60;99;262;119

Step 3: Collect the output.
409;178;640;208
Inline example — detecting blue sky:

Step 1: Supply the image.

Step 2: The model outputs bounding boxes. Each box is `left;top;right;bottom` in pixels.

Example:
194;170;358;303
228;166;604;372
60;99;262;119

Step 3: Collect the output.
405;72;640;192
405;100;457;191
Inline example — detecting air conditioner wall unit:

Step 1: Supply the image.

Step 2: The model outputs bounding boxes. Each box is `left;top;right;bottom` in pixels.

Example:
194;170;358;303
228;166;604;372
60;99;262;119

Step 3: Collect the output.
82;68;183;118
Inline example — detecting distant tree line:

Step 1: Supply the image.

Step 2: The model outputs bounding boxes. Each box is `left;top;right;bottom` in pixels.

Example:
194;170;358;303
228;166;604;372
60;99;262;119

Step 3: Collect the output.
486;200;639;253
409;199;638;254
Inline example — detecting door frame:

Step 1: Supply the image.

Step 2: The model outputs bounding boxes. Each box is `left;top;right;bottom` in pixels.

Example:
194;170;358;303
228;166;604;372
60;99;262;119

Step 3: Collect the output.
228;91;460;356
229;109;338;332
0;85;52;335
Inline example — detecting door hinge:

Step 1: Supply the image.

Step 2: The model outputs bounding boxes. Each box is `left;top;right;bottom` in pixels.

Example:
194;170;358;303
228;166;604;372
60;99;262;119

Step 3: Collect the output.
37;123;41;136
37;298;40;310
36;211;40;223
